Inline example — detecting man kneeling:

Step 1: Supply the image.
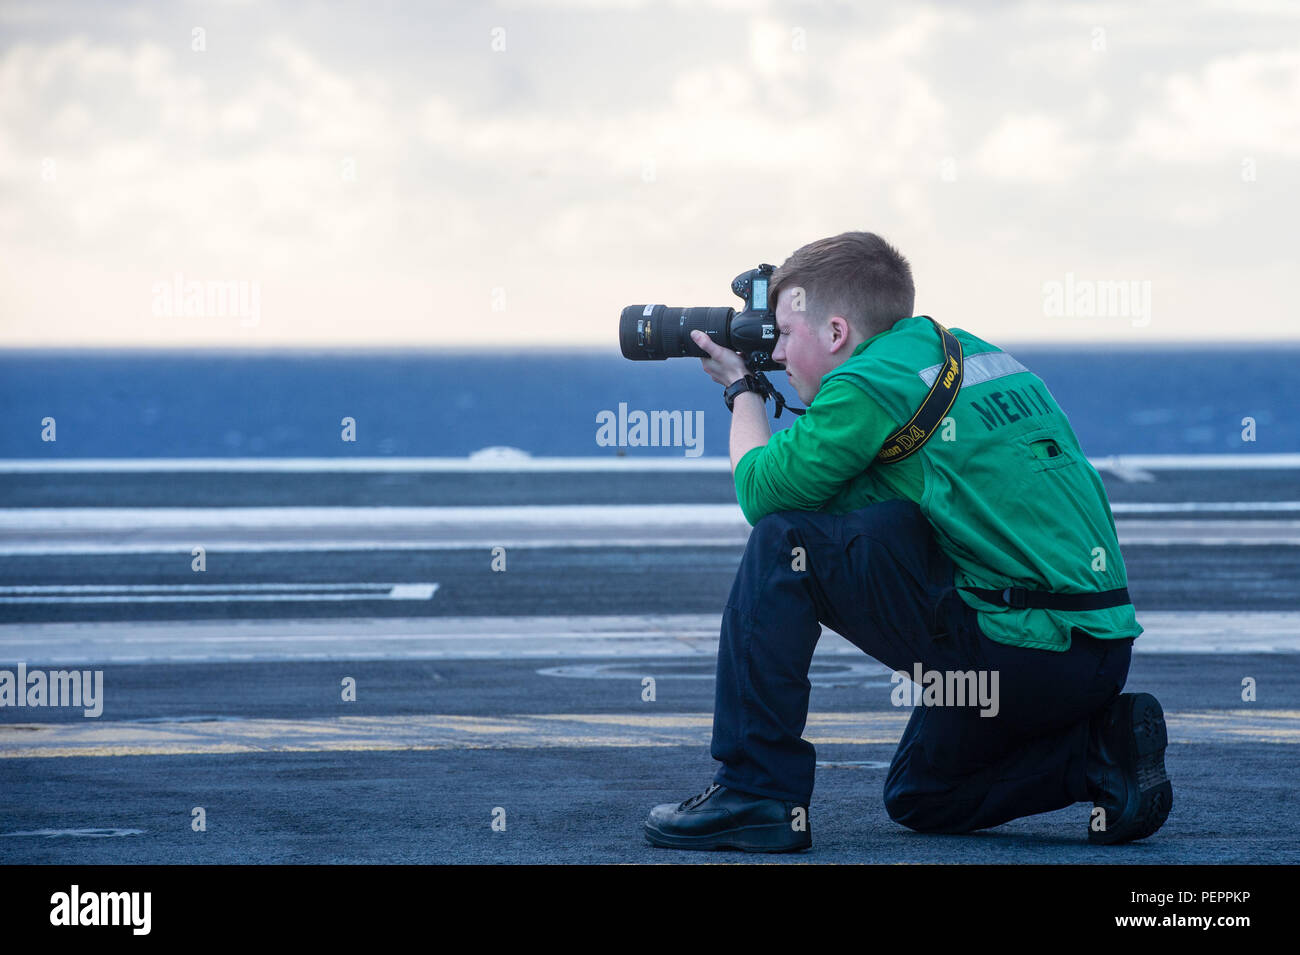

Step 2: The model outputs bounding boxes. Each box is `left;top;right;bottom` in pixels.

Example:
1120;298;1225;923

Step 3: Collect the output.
642;231;1172;852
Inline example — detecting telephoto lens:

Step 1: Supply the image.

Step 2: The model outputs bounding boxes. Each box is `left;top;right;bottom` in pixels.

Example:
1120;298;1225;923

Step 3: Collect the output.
618;305;735;360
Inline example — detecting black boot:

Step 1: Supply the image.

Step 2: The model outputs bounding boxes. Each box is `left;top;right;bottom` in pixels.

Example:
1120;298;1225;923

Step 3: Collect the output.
643;783;811;852
1085;692;1173;844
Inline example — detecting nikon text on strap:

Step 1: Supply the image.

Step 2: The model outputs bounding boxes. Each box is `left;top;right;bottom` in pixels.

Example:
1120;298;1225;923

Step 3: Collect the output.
874;316;964;465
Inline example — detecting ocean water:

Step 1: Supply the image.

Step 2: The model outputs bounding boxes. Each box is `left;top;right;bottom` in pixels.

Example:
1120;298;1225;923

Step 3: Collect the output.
1;345;1296;459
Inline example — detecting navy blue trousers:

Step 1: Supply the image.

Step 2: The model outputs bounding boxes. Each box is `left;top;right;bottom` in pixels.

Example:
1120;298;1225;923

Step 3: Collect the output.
710;499;1133;833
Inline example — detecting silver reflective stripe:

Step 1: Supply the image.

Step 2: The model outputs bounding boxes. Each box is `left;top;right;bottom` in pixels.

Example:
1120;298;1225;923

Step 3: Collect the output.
919;350;1028;387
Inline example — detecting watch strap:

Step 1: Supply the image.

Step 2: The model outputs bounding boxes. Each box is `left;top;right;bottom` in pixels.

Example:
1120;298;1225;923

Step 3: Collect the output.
723;375;762;412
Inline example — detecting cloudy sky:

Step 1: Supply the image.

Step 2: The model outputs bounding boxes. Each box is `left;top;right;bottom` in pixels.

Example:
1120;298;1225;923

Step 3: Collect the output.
0;0;1296;348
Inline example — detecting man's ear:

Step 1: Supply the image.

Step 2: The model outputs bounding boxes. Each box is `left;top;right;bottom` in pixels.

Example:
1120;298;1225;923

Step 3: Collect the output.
826;315;853;353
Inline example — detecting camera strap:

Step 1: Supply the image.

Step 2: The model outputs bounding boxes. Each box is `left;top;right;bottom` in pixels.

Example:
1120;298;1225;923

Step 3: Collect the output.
749;316;961;428
744;370;803;418
874;316;963;465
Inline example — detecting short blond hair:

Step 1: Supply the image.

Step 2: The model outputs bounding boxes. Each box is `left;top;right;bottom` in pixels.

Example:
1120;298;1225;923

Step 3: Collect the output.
770;231;915;339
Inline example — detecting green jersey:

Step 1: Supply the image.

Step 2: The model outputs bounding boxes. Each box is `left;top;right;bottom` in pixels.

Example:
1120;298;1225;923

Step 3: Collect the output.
734;315;1141;652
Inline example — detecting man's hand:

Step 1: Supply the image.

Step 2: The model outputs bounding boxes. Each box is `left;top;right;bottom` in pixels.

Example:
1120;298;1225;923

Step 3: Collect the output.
691;329;771;470
690;329;749;388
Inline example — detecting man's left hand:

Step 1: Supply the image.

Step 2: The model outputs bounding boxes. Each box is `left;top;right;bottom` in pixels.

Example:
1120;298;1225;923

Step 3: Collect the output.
691;330;749;388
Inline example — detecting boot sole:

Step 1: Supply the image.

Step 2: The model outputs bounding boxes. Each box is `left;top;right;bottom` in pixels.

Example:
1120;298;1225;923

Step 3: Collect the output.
1089;692;1173;845
644;821;811;853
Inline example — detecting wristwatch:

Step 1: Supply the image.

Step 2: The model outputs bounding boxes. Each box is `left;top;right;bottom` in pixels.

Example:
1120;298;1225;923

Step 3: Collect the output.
723;375;763;412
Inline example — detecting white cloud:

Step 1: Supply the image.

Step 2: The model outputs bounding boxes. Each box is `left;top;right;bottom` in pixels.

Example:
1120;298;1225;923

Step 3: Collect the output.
0;2;1297;346
1123;45;1300;163
972;113;1095;183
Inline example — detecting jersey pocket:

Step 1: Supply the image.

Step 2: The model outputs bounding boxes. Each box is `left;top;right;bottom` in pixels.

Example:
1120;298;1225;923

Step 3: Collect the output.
1019;426;1078;474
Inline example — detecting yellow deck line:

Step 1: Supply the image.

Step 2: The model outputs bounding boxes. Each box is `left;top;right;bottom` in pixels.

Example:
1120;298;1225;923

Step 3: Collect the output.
1;710;1296;759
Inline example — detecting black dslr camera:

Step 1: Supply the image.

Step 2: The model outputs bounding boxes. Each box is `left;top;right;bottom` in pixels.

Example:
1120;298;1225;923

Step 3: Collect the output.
618;264;784;372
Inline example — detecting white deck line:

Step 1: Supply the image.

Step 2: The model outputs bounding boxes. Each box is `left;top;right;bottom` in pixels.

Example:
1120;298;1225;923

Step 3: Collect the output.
0;504;748;528
0;611;1296;664
1;513;1299;554
0;453;1297;473
0;582;439;604
3;504;1300;531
